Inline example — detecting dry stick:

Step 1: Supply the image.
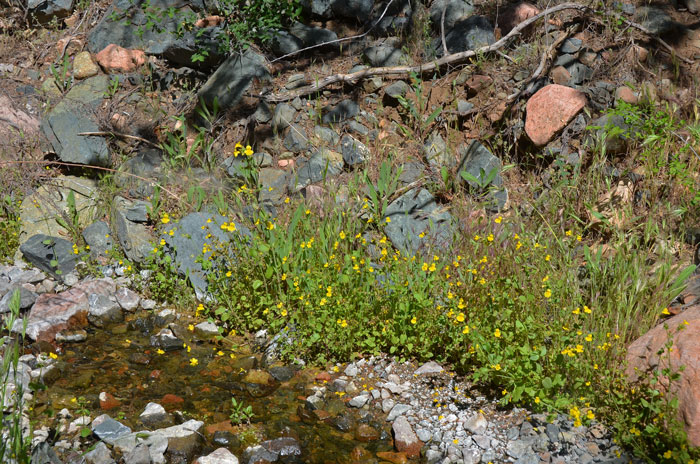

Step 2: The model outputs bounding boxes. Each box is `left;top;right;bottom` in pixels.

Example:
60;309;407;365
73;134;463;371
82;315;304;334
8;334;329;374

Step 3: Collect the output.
77;131;162;149
264;2;592;102
611;14;694;65
506;25;578;102
0;159;182;203
441;5;448;57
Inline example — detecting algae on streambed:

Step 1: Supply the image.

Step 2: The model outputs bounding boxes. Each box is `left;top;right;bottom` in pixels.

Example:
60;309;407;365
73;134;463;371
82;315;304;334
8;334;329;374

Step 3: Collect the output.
29;311;395;462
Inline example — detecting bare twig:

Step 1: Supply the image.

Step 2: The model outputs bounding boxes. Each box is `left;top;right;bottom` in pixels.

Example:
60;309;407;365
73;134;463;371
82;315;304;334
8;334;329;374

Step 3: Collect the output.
609;13;693;64
441;4;448;57
507;25;578;102
264;2;591;102
77;131;161;149
270;0;395;63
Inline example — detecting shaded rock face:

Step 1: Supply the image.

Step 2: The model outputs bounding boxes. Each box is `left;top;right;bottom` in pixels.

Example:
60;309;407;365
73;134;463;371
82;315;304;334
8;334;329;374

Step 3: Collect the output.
40;76;110;167
20;234;77;280
161;212;251;300
111;196;153;264
28;0;74;23
384;188;453;256
457;140;508;212
443;15;495;55
626;301;700;447
197;50;269;114
88;0;205;55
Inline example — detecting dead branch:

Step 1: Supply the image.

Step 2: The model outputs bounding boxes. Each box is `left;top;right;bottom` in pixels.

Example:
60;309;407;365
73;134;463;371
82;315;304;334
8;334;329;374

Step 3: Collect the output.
77;131;161;149
263;2;592;102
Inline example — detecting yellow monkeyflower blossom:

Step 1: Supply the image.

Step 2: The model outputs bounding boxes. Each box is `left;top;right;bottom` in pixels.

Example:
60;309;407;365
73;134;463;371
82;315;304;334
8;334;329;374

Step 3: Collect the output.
189;358;199;366
157;349;165;355
494;328;501;338
244;145;254;156
544;289;552;298
161;213;170;224
410;316;417;325
494;216;502;224
49;352;58;359
462;326;470;334
661;307;671;316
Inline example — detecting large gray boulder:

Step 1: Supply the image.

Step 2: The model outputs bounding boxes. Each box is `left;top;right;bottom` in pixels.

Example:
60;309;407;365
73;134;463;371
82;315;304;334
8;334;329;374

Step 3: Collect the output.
40;76;110;167
161;212;251;300
28;0;74;23
289;148;344;191
20;234;77;280
197;50;269;114
384;188;453;256
443;15;495;55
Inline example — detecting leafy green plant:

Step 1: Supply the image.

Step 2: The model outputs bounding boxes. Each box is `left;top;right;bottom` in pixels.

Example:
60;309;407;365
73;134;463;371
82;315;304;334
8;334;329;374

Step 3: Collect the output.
230;397;254;425
49;54;72;94
395;73;443;141
104;76;120;98
0;290;31;464
0;195;21;263
55;190;82;242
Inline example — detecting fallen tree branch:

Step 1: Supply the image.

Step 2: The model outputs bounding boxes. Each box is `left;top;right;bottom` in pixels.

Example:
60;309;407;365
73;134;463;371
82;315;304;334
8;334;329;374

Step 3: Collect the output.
263;2;591;102
507;24;578;102
77;131;161;149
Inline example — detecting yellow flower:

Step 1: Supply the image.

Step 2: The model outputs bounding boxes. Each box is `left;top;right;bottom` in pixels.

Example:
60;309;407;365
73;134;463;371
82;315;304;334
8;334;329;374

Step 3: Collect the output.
188;324;194;331
583;305;592;314
494;328;501;338
494;216;502;224
385;217;391;223
544;289;552;298
410;316;417;325
663;450;672;459
586;409;595;420
585;334;593;342
565;230;572;237
534;397;540;404
487;234;494;242
226;271;232;277
462;326;469;334
339;231;346;240
49;352;58;359
491;364;501;371
661;307;671;316
281;309;288;317
161;213;170;224
217;350;224;356
157;349;165;355
422;262;428;272
189;358;199;366
70;397;77;403
456;313;465;323
545;254;550;261
244;145;254;156
267;221;275;230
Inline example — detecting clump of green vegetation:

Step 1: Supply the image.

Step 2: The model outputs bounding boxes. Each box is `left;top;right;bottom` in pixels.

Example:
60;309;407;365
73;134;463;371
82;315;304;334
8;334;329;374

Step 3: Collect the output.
0;290;32;464
0;195;21;263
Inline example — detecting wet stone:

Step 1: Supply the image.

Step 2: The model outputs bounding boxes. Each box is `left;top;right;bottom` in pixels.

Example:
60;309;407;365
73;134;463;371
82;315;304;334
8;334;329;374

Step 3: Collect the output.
150;328;183;352
194;448;240;464
212;431;240;449
349;394;370;408
268;365;296;382
0;285;37;313
115;287;140;312
83;442;115;464
356;423;380;442
88;293;123;327
139;402;169;428
91;414;132;445
55;328;87;343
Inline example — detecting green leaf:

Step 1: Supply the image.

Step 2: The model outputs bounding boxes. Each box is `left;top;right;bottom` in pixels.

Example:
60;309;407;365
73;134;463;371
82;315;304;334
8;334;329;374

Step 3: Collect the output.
49;259;59;268
252;280;263;290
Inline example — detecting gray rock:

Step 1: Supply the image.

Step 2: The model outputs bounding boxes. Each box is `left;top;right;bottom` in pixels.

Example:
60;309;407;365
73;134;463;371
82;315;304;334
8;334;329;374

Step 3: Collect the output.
161;26;226;69
464;413;487;434
384;188;453;256
40;76;110;166
344;363;358;376
506;439;533;459
124;202;148;223
258;168;289;205
150;328;183;352
20;234;77;280
462;448;481;464
270;30;303;57
472;434;491;449
123;443;151;464
566;62;593;85
456;140;507;212
268;365;296;382
115;148;164;199
613;2;635;15
364;45;405;66
322;99;359;124
290;148;344;191
88;293;123;327
314;126;340;145
111;196;153;264
425;448;443;463
559;38;582;54
443;16;495;54
306;0;333;17
88;0;203;55
273;103;297;132
429;0;475;30
82;221;114;258
386;403;411;421
392;416;421;455
0;285;37;313
195;448;239;464
289;21;338;47
194;321;219;338
553;53;577;68
480;449;496;463
283;124;310;152
398;161;425;185
28;0;73;23
115;287;140;312
346;120;371;137
416;428;432;442
457;100;474;115
415;361;444;375
139;402;169;428
161;212;250;300
635;6;678;35
83;441;115;464
384;81;409;104
349;394;370;408
332;0;374;21
55;328;88;342
340;135;370;166
197;50;269;114
30;441;62;464
423;132;455;169
588;113;631;155
514;455;540;464
92;414;132;445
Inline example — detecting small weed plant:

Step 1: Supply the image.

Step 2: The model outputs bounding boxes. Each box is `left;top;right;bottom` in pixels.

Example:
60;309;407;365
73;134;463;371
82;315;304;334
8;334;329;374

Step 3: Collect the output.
230;397;254;425
0;195;21;263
